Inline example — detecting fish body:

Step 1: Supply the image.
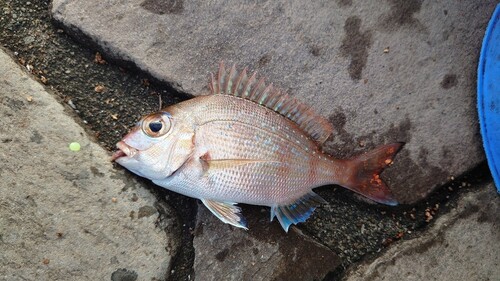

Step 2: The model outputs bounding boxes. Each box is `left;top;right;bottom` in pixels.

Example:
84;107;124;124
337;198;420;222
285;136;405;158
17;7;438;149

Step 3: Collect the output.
154;94;334;204
113;64;403;232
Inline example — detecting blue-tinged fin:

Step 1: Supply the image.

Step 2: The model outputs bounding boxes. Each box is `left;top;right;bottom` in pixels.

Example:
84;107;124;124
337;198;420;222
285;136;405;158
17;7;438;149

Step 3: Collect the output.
270;191;327;232
208;62;334;145
201;199;248;230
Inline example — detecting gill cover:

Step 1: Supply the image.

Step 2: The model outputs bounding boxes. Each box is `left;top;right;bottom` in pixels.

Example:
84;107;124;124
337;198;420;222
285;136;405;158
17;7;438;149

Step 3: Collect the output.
118;110;194;180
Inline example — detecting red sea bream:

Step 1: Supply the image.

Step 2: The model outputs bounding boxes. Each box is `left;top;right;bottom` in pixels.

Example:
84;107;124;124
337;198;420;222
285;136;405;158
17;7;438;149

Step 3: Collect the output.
112;63;403;232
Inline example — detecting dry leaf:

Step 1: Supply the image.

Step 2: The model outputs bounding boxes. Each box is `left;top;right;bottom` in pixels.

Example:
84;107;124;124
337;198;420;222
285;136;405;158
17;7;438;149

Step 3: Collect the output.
94;52;107;64
94;85;105;93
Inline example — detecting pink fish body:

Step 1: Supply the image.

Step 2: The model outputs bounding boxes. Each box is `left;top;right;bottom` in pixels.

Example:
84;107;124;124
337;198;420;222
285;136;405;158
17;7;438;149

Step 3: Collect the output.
113;64;403;232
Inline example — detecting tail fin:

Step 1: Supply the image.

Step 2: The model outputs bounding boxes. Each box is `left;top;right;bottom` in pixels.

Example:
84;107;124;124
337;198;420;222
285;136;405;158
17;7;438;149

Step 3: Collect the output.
343;143;404;206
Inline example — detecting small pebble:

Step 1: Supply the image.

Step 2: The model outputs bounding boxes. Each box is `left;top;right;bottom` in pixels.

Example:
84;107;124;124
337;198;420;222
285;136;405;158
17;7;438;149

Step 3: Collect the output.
69;142;81;151
425;209;433;222
67;100;76;109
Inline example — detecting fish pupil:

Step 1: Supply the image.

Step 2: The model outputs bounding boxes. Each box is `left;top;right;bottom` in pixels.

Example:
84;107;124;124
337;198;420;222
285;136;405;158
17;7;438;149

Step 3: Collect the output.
149;121;162;132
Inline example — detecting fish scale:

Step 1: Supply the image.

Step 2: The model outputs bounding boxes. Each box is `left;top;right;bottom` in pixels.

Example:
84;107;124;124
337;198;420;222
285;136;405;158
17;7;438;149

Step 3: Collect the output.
114;63;404;232
193;113;328;204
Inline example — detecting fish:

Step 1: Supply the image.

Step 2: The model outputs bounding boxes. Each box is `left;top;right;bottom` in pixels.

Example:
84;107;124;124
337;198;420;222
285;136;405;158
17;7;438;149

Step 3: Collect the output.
112;63;404;232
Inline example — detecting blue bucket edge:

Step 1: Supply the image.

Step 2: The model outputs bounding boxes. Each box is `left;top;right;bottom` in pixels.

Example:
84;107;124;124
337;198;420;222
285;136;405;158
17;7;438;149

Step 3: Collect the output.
477;4;500;192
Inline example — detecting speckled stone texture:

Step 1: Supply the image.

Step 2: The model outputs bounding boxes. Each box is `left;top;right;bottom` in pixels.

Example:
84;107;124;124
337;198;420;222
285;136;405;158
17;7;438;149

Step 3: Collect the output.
0;48;177;281
51;0;497;204
192;204;340;281
344;183;500;281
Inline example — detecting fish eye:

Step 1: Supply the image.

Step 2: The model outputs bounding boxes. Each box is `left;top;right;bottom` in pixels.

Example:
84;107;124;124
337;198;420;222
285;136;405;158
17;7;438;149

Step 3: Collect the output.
149;121;163;132
141;112;172;138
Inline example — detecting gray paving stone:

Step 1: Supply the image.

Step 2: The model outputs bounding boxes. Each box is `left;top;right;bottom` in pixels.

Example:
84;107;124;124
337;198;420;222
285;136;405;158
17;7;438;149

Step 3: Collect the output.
51;0;496;204
343;183;500;281
0;49;177;280
192;204;340;281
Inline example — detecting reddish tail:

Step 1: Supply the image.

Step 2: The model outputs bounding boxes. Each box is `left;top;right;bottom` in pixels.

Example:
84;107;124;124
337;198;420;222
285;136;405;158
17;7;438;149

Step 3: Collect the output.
343;143;404;206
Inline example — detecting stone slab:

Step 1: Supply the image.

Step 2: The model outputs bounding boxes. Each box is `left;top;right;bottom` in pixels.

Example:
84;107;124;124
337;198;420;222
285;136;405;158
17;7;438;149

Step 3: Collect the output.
0;48;177;280
344;183;500;281
51;0;496;204
192;204;340;281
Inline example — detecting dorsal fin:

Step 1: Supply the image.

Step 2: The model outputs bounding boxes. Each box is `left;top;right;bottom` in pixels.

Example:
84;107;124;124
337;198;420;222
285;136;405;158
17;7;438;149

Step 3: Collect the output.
209;62;334;144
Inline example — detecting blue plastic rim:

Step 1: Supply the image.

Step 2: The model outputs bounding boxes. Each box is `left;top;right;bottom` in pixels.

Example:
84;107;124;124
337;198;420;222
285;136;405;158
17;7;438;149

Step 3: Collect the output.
478;4;500;192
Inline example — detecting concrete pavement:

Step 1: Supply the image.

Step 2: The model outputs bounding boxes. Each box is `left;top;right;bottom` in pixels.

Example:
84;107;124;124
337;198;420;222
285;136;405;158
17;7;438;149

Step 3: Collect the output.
48;2;500;278
0;48;178;281
0;1;499;280
1;45;497;280
344;183;499;281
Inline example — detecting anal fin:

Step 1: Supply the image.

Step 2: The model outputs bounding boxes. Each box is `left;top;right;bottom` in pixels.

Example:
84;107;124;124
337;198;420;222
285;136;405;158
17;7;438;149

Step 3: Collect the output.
270;191;327;232
202;199;248;230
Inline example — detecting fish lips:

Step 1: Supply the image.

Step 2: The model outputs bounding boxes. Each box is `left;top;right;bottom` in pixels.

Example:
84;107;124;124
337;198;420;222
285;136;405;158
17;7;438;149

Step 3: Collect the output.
111;141;170;180
111;141;138;162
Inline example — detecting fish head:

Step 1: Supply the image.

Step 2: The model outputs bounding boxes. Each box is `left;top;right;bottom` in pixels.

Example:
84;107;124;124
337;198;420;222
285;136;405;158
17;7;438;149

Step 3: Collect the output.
112;109;194;180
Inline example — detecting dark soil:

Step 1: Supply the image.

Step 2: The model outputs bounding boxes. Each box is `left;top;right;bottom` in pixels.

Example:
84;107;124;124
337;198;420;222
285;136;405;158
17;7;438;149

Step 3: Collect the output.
0;1;492;280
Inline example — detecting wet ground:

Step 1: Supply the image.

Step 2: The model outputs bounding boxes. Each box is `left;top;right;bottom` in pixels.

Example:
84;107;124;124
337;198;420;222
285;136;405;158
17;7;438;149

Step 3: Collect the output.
0;1;492;280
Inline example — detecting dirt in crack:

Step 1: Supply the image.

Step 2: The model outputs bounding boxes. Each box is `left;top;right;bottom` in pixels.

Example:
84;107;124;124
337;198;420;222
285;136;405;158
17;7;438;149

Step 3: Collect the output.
161;190;198;281
316;162;492;281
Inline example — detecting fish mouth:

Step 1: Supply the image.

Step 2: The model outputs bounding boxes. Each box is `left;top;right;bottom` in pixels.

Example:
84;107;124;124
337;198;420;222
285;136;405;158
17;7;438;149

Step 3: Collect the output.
111;141;138;161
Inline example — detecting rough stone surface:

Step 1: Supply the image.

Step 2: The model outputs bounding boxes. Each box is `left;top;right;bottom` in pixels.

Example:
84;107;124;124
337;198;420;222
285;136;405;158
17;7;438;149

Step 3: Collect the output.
193;204;340;281
52;0;497;203
344;183;500;281
0;49;177;280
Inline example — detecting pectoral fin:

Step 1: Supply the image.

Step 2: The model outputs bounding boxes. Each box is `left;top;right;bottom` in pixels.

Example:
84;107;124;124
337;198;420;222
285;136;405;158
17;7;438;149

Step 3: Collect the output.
201;199;248;230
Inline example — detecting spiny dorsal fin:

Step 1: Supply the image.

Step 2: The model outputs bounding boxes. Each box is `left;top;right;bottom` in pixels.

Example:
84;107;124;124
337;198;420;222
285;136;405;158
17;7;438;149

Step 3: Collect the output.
209;62;334;144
